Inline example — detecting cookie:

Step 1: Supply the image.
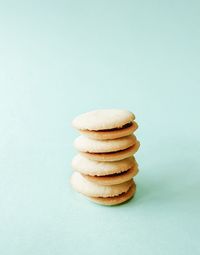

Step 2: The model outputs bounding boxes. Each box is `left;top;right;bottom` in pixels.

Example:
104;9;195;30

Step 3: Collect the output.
70;171;133;197
72;109;135;131
79;121;138;140
72;154;136;176
88;182;136;206
74;135;137;153
80;140;140;161
82;164;138;185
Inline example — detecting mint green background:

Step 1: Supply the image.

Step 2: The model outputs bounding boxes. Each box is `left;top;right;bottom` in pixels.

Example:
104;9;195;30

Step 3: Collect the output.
0;1;200;254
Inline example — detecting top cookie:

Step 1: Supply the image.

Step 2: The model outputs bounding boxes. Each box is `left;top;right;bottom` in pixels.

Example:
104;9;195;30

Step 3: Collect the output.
72;109;135;131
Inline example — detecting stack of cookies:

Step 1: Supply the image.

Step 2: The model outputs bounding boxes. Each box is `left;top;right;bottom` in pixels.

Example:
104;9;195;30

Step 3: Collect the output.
71;109;140;206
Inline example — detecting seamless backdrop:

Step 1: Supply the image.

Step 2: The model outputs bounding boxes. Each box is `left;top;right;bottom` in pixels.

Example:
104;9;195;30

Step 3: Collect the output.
0;1;200;255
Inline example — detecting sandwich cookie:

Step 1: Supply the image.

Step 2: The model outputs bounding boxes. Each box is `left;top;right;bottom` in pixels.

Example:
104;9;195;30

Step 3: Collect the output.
74;134;137;153
79;121;138;140
82;164;138;186
79;141;140;162
70;171;133;197
72;109;136;140
72;154;136;176
89;182;136;206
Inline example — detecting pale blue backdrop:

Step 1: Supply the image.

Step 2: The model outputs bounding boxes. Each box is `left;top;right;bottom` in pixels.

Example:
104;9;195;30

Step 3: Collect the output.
0;0;200;255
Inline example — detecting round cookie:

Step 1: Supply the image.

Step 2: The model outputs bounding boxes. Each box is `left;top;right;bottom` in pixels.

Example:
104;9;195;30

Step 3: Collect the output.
80;140;140;162
88;182;136;206
79;121;138;140
72;109;135;131
72;154;136;176
70;171;133;197
74;135;136;153
82;164;139;185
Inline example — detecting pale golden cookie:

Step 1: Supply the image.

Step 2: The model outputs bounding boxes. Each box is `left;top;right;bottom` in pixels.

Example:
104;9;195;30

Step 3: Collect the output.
88;182;136;206
79;121;138;140
82;164;138;185
72;154;136;176
72;109;135;131
70;171;133;197
80;140;140;162
74;135;136;153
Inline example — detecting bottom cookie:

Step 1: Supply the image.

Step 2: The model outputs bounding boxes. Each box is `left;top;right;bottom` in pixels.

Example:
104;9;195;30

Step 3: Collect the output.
88;182;136;206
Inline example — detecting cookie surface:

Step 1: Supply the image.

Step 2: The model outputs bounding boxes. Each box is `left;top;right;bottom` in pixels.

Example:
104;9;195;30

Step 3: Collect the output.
72;154;136;176
88;182;136;205
70;171;133;197
80;140;140;161
72;109;135;131
79;121;138;140
82;164;138;185
74;135;136;153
